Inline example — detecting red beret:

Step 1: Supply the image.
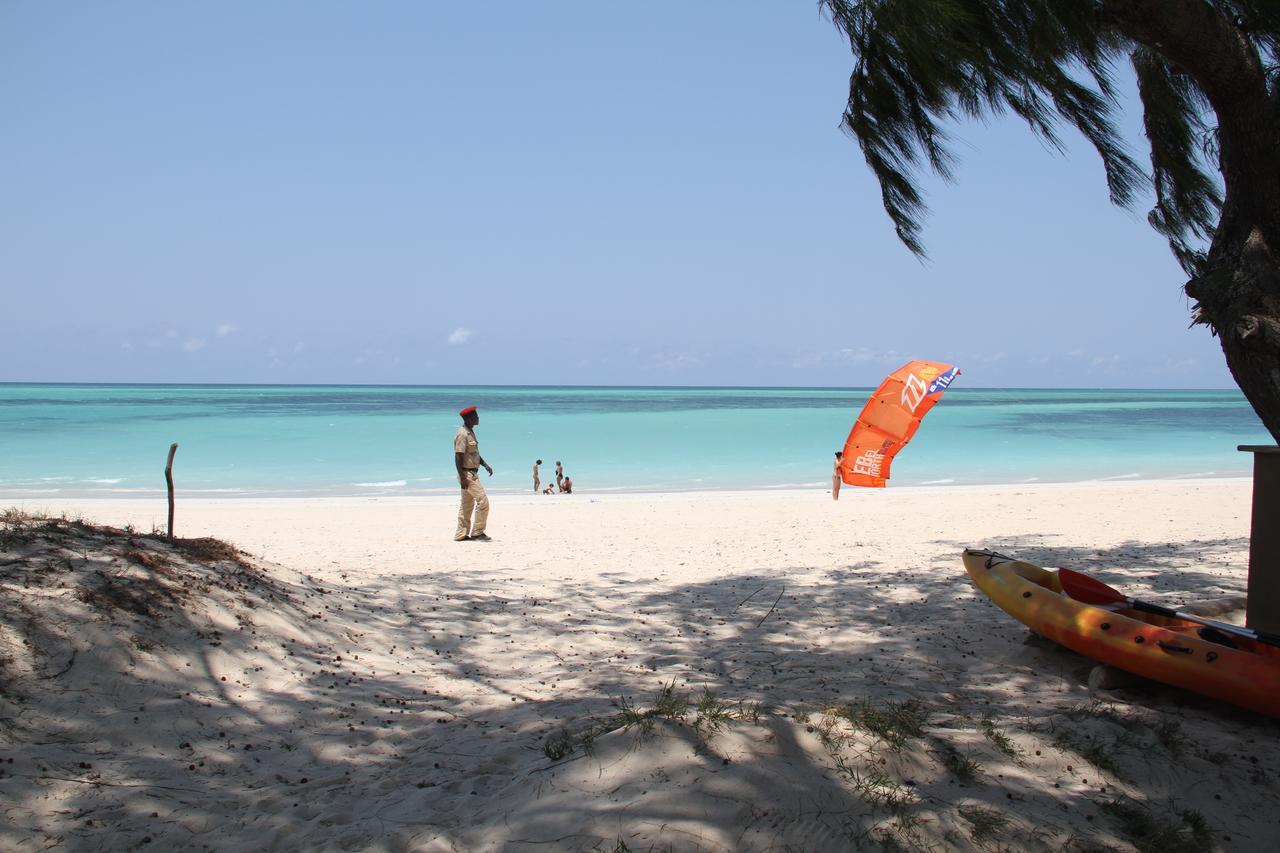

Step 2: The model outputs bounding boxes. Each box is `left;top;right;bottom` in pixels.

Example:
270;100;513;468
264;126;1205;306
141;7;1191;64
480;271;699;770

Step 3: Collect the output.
459;406;477;417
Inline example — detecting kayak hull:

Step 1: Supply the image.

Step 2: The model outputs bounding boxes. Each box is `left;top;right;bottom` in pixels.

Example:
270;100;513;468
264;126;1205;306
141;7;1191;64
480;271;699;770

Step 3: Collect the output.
962;549;1280;718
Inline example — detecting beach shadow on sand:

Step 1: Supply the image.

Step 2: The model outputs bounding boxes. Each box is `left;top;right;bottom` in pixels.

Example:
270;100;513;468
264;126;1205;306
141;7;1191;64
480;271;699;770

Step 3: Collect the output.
3;517;1277;852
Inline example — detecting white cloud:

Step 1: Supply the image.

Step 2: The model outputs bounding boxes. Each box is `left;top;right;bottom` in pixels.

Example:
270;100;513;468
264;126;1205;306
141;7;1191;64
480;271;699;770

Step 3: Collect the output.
447;327;473;345
216;323;236;337
793;347;904;369
961;351;1006;365
647;350;705;371
183;338;207;352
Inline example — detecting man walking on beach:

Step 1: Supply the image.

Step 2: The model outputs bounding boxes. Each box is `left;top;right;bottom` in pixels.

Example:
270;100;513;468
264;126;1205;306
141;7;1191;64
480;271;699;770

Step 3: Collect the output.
454;406;493;541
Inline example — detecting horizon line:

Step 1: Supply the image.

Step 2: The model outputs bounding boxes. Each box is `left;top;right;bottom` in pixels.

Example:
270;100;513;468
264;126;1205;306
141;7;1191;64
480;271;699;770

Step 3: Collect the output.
0;380;1247;393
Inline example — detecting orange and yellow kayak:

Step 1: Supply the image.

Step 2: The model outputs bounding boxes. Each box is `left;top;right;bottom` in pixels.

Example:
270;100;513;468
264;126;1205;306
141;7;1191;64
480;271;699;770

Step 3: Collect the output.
962;549;1280;718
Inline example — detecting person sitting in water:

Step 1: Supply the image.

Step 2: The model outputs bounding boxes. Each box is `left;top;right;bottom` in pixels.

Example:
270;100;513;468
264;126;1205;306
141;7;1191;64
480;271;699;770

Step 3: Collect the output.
542;483;556;494
561;474;573;494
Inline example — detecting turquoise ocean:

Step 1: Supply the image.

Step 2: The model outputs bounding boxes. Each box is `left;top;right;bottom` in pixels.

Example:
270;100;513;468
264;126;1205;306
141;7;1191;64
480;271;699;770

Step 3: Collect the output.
0;384;1271;498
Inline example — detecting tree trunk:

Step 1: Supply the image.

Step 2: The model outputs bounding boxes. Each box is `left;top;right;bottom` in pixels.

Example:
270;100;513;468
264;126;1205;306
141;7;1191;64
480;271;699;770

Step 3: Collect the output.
1103;0;1280;440
1190;211;1280;440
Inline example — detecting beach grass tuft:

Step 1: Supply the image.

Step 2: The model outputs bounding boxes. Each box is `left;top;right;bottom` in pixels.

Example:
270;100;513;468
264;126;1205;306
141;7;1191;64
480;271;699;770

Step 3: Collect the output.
959;805;1010;842
735;698;764;724
980;712;1021;759
1052;730;1122;777
693;688;732;735
930;737;982;783
617;681;689;737
1152;717;1188;757
831;698;928;751
840;761;915;811
543;682;763;761
1099;798;1212;852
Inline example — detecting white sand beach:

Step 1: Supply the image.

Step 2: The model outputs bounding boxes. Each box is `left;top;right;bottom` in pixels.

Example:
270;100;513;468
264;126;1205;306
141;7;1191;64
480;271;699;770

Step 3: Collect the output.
3;480;1278;851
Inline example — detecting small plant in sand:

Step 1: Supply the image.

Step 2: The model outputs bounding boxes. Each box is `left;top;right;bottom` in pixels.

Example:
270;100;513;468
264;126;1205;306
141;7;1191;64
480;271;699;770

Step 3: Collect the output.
693;688;732;735
1063;699;1127;726
1099;798;1212;853
812;712;847;753
543;685;768;762
873;809;930;852
930;738;982;784
959;805;1010;843
130;634;158;652
830;699;928;751
616;681;689;737
1151;717;1189;757
790;704;817;724
735;698;763;724
1043;700;1147;778
980;712;1021;760
839;760;916;812
0;507;39;549
1051;729;1122;778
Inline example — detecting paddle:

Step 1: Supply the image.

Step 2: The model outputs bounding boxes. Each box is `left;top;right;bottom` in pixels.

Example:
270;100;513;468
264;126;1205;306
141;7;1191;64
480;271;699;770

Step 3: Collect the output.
1057;568;1280;649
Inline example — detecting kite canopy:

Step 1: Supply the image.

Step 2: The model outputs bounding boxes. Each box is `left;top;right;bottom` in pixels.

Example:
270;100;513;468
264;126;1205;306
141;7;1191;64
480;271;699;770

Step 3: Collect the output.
840;360;959;488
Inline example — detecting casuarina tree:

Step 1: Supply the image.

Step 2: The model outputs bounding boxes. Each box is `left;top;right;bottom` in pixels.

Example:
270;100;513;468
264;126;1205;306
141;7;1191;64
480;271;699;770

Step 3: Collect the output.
823;1;1280;439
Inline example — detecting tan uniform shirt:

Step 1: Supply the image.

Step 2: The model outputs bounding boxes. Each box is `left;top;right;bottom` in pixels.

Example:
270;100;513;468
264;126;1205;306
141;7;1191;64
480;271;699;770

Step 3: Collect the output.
454;426;480;470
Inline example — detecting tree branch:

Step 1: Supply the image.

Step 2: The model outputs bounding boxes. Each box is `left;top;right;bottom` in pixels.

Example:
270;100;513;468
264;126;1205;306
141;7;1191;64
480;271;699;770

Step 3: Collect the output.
1100;0;1280;242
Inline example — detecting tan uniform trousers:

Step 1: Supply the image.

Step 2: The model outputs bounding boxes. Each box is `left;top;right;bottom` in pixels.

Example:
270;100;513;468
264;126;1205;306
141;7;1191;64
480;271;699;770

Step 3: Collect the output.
456;470;489;540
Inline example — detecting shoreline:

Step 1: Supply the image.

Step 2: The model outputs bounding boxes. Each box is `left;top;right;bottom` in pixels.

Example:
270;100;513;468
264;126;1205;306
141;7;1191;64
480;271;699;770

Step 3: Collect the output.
0;472;1256;505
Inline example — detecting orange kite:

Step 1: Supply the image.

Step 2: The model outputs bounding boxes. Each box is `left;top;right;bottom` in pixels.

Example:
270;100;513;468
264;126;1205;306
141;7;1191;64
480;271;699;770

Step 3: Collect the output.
840;360;960;488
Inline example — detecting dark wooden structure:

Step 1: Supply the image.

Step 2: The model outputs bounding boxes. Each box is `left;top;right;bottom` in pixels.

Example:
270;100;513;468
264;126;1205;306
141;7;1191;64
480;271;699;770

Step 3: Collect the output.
1239;445;1280;634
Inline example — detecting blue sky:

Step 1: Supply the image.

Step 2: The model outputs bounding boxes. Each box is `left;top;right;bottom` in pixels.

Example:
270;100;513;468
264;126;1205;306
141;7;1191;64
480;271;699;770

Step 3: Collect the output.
1;1;1232;388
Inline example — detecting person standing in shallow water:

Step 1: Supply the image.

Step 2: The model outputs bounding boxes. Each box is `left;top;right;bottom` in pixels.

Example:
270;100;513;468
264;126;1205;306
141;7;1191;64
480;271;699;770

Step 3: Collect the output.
555;460;563;492
832;451;843;501
533;459;542;493
454;406;493;541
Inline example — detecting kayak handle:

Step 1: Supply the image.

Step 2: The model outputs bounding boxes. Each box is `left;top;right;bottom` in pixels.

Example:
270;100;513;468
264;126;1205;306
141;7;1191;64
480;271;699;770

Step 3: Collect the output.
1155;640;1192;654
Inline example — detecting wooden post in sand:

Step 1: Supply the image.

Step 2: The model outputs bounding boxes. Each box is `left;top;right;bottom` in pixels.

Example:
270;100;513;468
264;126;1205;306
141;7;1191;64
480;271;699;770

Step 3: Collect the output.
1239;445;1280;635
165;443;178;539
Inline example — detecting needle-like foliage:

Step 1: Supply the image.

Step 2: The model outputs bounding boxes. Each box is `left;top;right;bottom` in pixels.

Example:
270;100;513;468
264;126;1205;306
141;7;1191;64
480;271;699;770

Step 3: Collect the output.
822;1;1279;272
